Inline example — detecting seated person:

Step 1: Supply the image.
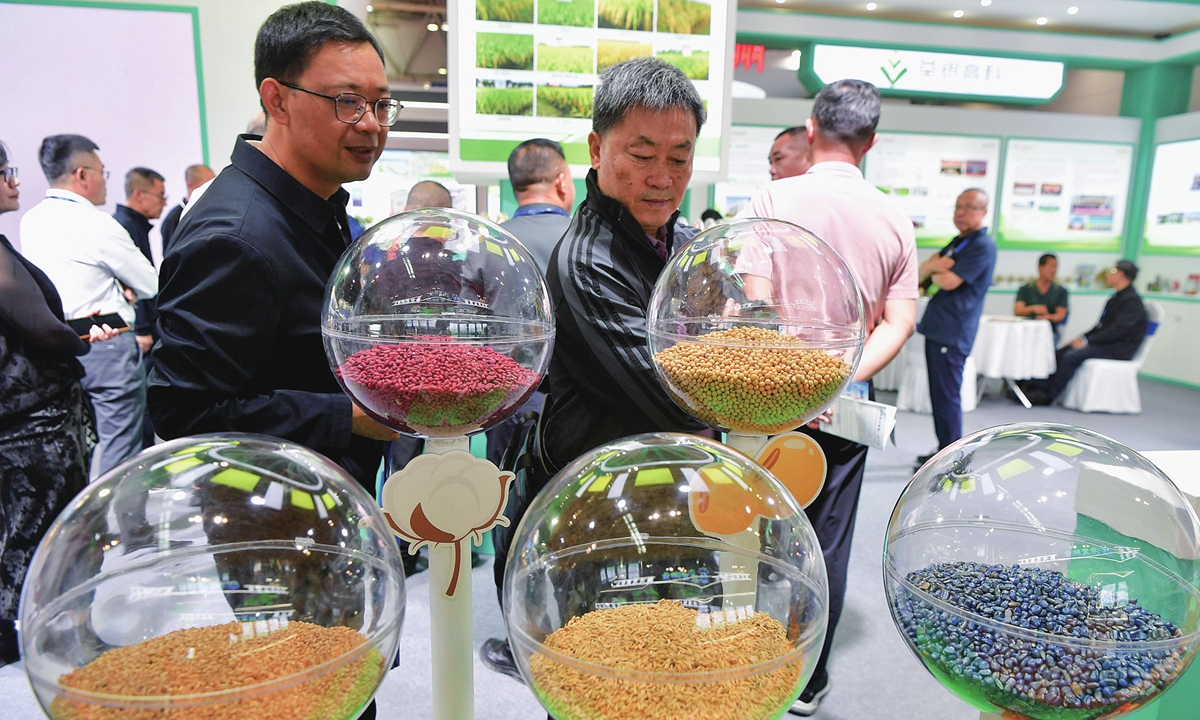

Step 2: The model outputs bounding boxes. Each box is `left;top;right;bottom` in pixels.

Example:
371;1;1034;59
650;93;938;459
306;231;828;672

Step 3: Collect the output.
1014;253;1068;342
1022;260;1147;406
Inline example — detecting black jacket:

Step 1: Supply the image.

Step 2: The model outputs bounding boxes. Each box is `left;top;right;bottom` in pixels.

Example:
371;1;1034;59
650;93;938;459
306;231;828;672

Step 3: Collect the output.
1084;285;1148;360
541;170;704;471
147;136;381;489
113;204;159;338
160;202;184;255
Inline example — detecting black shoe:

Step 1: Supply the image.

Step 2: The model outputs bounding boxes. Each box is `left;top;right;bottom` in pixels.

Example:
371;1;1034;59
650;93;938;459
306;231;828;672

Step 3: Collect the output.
402;550;428;577
480;638;524;684
914;452;936;469
788;670;830;716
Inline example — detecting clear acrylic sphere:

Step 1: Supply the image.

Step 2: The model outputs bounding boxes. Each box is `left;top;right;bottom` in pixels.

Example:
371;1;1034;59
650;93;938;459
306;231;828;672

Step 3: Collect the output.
648;219;865;435
322;208;553;438
885;423;1200;720
504;433;829;720
19;435;406;720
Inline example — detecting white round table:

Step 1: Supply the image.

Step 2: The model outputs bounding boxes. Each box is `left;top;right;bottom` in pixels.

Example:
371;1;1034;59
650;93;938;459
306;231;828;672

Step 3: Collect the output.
970;316;1056;407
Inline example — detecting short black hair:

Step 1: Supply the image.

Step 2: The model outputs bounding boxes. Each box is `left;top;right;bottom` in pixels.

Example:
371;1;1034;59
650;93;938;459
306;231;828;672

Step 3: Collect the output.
774;126;806;142
1115;259;1138;281
39;134;99;182
125;167;165;198
811;79;881;145
1038;253;1057;267
255;2;384;94
593;57;705;137
700;208;722;222
508;139;566;194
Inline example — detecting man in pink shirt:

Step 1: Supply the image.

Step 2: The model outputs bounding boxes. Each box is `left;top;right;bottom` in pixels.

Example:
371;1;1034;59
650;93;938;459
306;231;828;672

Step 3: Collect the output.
750;78;918;716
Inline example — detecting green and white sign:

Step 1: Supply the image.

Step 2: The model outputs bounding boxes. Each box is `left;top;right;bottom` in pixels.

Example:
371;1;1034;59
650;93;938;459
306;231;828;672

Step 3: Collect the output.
449;0;736;183
998;139;1133;251
864;132;1001;248
807;45;1064;103
1143;138;1200;256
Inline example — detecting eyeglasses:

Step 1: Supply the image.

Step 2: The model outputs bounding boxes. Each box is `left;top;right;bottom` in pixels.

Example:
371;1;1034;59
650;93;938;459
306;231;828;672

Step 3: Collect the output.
277;81;402;127
954;203;987;211
139;188;168;202
1;167;15;185
78;166;110;181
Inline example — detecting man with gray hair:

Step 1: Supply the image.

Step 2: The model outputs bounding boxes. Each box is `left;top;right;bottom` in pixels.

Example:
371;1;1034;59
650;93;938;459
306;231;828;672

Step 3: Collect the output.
751;79;918;716
481;56;707;682
160;164;216;254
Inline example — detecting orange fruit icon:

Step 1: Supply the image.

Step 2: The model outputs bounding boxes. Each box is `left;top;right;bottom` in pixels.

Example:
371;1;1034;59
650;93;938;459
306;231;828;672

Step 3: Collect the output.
756;432;827;508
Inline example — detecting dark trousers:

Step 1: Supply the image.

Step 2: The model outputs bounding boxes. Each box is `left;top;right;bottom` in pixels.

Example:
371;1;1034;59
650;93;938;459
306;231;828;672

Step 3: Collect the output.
1041;344;1120;399
925;341;968;451
796;427;869;687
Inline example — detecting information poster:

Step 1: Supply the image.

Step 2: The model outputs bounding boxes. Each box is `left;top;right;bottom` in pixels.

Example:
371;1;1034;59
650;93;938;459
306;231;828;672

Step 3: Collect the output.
1143;138;1200;255
344;150;476;229
998;139;1133;251
450;0;734;182
712;124;783;217
864;132;1001;248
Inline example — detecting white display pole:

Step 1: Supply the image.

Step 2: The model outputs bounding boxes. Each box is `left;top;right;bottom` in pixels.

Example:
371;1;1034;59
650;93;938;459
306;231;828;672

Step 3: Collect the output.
719;432;769;610
425;436;473;720
725;432;768;458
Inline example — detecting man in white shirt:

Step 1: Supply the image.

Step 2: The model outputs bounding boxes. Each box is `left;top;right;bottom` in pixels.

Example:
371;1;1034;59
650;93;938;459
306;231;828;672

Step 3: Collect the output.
751;79;918;716
21;134;158;477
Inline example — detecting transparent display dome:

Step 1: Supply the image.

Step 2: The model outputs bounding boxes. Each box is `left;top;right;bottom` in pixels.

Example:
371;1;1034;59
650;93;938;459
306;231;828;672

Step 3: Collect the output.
322;208;553;438
648;219;865;435
19;435;406;720
885;423;1200;719
504;433;829;720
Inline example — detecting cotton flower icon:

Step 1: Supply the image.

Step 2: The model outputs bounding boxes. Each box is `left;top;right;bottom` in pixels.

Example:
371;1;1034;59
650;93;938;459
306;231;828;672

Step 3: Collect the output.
381;451;514;595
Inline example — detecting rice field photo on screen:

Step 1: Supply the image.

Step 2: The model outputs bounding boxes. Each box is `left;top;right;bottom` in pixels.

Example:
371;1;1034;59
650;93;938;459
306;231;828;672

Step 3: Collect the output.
656;0;711;35
597;0;652;31
476;33;534;70
537;84;594;118
597;39;653;71
537;0;595;27
536;43;594;73
477;79;534;115
476;0;533;23
656;47;709;79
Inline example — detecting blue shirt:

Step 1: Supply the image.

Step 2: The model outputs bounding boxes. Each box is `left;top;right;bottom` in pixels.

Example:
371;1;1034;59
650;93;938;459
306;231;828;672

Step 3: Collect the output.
918;227;997;355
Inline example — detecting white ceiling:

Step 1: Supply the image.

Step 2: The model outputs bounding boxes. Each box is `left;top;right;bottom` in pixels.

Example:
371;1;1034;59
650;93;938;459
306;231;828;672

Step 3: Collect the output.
738;0;1200;38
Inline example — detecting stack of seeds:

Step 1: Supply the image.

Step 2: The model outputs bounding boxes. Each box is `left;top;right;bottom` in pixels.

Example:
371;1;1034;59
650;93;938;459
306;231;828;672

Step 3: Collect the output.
51;621;382;720
894;561;1186;718
653;326;851;433
529;600;802;720
337;342;539;433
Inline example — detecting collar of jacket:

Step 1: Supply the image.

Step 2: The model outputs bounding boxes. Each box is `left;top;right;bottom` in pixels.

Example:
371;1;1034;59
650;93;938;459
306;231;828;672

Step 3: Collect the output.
230;134;350;237
114;204;152;232
584;168;682;254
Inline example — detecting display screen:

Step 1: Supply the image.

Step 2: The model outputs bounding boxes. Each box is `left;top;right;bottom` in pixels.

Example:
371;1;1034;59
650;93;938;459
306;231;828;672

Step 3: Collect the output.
1142;138;1200;256
343;150;477;230
711;124;784;218
864;132;1001;248
997;139;1133;251
449;0;734;182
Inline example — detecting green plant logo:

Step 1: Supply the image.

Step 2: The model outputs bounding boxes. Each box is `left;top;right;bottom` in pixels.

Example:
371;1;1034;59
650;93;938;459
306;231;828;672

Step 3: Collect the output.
880;53;907;88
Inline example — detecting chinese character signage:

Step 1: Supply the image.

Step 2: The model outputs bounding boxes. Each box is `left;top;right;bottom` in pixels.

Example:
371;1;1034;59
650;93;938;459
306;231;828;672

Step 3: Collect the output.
449;0;737;182
807;45;1063;103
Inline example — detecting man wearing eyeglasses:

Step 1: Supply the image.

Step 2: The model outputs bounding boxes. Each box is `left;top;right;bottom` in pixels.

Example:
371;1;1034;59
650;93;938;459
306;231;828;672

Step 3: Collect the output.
149;3;398;499
21;134;159;478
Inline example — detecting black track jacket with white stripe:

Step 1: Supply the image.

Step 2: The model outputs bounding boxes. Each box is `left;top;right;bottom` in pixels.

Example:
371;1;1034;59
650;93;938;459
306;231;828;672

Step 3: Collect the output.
540;169;705;471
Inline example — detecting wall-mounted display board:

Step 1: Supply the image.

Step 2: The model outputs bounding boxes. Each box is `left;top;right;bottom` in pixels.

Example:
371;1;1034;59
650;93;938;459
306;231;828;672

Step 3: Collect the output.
448;0;736;183
1142;138;1200;256
997;139;1134;251
863;132;1001;248
712;124;783;217
344;150;477;229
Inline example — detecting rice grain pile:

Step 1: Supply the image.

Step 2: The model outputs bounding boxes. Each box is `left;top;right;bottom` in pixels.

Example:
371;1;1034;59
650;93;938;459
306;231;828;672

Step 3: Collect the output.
654;327;851;433
50;621;382;720
529;600;802;720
